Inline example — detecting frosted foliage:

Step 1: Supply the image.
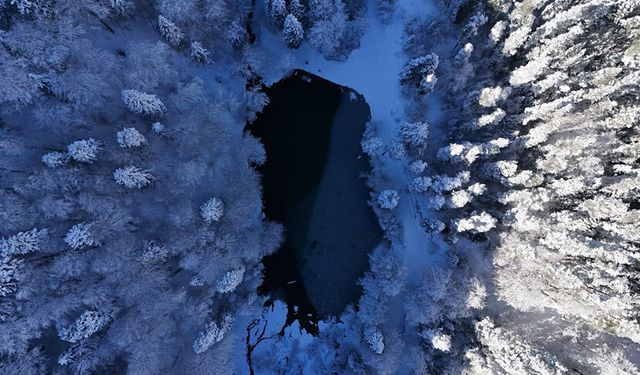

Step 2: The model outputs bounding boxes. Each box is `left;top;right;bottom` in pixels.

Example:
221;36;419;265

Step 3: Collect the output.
193;314;235;354
268;0;287;28
158;15;184;46
289;0;305;19
121;89;166;116
460;12;488;41
477;108;505;128
378;190;399;210
189;41;210;63
42;152;69;168
361;136;384;157
58;344;91;366
0;228;48;256
364;326;384;354
467;278;487;309
113;166;154;189
307;1;349;60
410;160;428;174
473;318;567;374
0;255;20;297
467;183;487;196
64;223;99;250
216;266;245;293
448;190;471;208
10;0;34;14
110;0;133;15
59;309;116;343
67;138;101;163
479;86;510;107
455;212;496;233
283;14;304;49
425;330;451;352
454;43;473;65
489;20;507;44
201;197;224;223
389;139;407;159
400;53;439;87
399;121;430;154
141;241;168;265
117;127;147;148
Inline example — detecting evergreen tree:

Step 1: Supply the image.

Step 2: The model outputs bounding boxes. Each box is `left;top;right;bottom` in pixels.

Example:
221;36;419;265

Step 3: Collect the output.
113;166;155;189
121;89;167;117
282;14;304;49
157;15;184;46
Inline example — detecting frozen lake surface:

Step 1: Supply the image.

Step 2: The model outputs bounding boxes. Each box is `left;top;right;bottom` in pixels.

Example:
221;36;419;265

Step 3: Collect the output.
253;70;382;334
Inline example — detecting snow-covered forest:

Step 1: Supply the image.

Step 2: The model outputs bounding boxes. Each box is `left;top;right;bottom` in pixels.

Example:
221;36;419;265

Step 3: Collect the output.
1;0;639;374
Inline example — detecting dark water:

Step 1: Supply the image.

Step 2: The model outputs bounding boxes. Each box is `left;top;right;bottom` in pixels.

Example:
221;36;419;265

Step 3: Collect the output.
252;70;382;335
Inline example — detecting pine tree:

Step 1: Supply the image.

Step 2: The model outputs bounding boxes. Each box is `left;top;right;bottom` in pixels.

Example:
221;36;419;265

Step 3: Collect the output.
157;15;184;46
378;190;399;210
109;0;134;15
121;89;166;117
113;166;154;189
0;228;48;256
215;266;245;293
189;41;211;63
200;197;224;223
67;138;102;163
58;309;118;343
63;223;99;250
117;127;147;148
289;0;305;20
42;152;69;168
282;14;304;49
364;326;384;354
399;53;439;87
399;121;430;154
269;0;287;29
192;314;235;354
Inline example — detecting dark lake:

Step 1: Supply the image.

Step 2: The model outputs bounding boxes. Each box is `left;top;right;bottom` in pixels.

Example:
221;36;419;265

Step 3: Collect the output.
252;70;382;335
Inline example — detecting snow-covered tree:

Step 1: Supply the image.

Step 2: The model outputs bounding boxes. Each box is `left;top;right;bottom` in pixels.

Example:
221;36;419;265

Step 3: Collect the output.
400;53;439;91
454;212;496;233
58;309;118;343
200;197;224;223
189;41;211;63
157;15;184;46
63;223;99;250
113;166;154;189
289;0;305;20
399;121;430;154
67;138;102;163
109;0;134;15
193;313;235;354
378;190;399;210
140;241;168;265
42;151;69;168
267;0;287;28
0;255;22;298
364;326;384;354
121;89;166;117
117;127;147;148
0;228;48;256
215;266;245;293
465;318;567;374
283;14;304;49
420;329;451;352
